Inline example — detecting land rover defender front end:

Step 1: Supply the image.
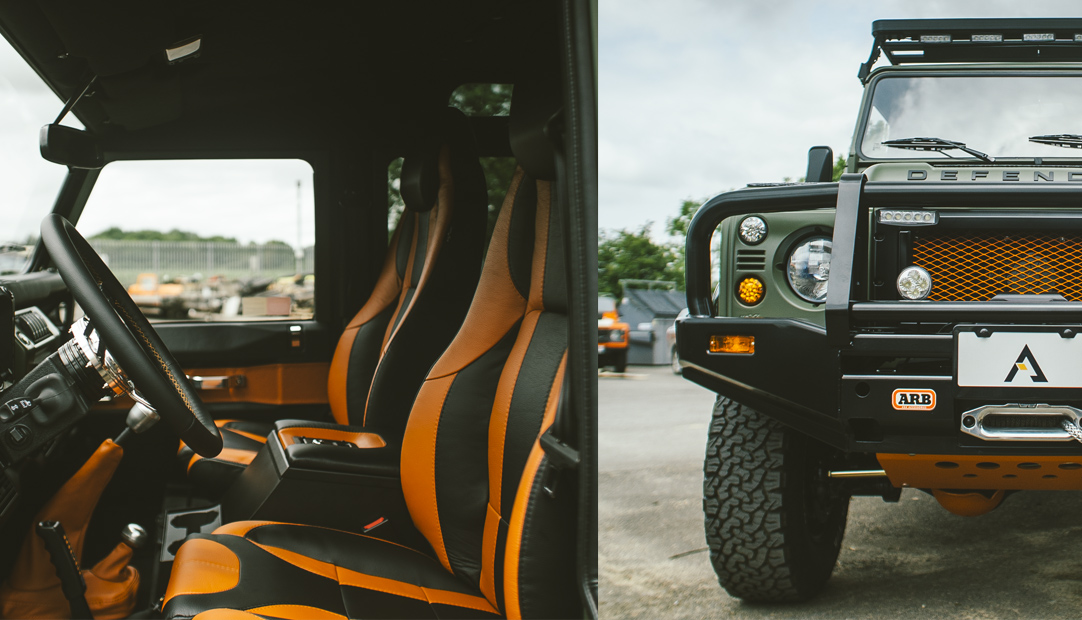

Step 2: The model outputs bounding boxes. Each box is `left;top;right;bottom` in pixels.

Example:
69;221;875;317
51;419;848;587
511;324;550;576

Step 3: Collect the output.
679;18;1082;603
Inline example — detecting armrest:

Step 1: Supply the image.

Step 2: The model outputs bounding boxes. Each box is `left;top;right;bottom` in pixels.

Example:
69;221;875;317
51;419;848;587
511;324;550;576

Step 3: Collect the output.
271;419;399;478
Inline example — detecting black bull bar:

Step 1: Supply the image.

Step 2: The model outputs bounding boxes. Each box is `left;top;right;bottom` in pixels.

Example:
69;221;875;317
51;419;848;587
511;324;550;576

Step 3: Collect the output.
678;174;1082;452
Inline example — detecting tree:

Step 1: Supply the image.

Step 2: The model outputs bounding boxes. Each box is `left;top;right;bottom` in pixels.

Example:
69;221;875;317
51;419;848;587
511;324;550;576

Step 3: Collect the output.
665;199;700;239
598;224;683;297
89;227;238;243
832;155;847;181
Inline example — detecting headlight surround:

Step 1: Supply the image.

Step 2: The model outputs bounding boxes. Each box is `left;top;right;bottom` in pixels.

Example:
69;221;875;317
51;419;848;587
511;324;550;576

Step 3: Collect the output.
786;236;832;303
609;329;625;342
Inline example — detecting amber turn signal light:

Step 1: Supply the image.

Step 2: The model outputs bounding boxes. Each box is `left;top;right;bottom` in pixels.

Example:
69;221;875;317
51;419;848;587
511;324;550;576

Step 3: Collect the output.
736;276;765;305
709;335;755;355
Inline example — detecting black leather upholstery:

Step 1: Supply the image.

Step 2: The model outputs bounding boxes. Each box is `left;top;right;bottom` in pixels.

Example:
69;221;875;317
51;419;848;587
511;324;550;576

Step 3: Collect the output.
165;82;578;619
179;107;487;496
274;420;399;477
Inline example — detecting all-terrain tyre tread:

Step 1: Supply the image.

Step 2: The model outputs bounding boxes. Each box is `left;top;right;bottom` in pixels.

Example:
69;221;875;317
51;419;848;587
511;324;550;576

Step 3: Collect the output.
703;396;846;602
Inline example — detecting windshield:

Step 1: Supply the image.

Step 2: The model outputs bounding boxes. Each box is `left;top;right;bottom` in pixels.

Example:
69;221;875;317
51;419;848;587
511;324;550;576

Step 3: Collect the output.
0;40;70;274
860;74;1082;160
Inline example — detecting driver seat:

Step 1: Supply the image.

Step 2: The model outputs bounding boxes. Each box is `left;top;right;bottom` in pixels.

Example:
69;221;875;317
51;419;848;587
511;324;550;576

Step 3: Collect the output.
162;82;578;619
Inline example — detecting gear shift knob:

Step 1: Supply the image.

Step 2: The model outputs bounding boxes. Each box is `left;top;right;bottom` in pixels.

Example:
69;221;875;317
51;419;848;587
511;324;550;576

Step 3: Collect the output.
121;523;147;549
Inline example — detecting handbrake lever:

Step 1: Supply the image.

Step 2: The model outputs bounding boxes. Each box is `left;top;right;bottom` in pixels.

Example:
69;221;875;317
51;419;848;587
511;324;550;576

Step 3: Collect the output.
35;520;93;619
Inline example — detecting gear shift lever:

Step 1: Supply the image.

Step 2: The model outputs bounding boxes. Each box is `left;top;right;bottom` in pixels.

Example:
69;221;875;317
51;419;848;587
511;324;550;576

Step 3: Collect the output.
121;523;147;549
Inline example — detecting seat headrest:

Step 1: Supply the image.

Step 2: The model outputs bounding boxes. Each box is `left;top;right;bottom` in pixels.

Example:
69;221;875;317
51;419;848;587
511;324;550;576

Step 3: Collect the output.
509;79;562;181
401;108;472;212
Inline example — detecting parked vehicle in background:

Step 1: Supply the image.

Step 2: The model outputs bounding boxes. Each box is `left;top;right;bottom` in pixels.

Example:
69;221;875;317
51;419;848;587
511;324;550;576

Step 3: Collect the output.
679;17;1082;604
598;295;629;372
667;308;688;374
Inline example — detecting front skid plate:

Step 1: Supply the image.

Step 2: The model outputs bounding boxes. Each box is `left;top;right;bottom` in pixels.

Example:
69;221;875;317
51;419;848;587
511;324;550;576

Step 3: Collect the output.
878;453;1082;490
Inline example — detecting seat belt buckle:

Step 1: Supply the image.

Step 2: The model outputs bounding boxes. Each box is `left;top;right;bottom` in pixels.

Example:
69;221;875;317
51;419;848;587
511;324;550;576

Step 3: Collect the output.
539;429;580;499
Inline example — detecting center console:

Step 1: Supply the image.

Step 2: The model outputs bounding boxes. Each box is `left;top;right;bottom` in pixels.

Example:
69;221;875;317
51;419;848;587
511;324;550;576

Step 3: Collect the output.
219;420;415;543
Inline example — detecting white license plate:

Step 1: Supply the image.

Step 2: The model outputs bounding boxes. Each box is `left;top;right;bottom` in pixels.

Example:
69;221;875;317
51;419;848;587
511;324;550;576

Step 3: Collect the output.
598;345;605;354
958;330;1082;388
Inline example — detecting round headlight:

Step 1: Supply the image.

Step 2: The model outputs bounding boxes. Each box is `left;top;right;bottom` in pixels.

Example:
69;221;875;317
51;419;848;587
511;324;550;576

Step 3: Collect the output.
738;216;767;245
609;329;625;342
786;236;832;303
897;266;932;300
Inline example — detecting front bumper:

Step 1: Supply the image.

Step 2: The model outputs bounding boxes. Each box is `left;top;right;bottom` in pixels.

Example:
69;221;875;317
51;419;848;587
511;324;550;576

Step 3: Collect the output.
679;176;1082;457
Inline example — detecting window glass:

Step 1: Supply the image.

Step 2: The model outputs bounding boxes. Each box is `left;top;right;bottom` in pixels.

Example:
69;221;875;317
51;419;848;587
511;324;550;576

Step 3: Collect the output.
861;75;1082;160
0;40;74;274
78;159;315;321
449;83;513;116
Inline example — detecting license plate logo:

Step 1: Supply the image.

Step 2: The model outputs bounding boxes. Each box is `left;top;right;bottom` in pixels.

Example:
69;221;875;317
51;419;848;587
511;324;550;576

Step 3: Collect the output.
892;389;936;411
1003;345;1048;384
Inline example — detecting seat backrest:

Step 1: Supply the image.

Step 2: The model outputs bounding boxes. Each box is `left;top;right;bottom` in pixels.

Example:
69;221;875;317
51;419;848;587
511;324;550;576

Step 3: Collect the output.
399;81;577;619
326;107;486;439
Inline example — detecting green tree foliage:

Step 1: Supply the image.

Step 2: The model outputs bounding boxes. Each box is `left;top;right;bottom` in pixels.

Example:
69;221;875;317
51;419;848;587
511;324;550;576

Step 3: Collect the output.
832;155;847;181
90;227;237;243
598;224;683;297
665;199;700;239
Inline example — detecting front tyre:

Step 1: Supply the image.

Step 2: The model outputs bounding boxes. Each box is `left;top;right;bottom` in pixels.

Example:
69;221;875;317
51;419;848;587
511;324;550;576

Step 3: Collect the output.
613;349;627;373
703;397;849;602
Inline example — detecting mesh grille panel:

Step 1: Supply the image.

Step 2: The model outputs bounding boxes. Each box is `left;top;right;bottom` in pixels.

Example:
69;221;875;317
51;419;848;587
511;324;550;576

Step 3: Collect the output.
912;233;1082;301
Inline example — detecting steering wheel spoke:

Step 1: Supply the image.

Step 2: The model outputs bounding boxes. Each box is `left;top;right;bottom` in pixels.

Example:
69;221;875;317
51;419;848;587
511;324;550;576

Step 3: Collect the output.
40;214;222;457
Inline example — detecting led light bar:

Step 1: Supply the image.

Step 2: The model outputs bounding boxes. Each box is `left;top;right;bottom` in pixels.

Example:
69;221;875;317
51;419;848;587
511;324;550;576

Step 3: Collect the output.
920;34;951;43
1023;33;1055;42
877;209;938;225
971;34;1003;42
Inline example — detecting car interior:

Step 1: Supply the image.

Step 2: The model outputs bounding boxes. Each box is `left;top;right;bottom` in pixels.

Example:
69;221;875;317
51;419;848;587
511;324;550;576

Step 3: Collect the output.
0;2;597;619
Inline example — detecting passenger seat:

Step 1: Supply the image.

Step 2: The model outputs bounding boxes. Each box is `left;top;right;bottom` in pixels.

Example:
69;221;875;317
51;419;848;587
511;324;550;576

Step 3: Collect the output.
179;107;488;496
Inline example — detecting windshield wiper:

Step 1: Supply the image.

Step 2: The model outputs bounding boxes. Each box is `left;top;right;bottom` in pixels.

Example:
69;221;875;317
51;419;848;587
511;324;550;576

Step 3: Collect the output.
1029;134;1082;150
881;137;995;163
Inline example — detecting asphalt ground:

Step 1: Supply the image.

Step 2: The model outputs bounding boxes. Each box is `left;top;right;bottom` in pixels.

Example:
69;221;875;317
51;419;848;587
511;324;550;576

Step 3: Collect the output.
599;365;1082;620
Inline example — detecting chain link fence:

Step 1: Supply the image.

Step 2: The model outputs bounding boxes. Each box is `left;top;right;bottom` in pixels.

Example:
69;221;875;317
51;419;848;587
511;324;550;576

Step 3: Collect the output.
89;240;315;287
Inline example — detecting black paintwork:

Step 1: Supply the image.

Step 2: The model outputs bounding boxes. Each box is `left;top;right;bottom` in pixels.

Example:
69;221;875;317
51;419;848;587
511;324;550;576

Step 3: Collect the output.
682;179;1082;456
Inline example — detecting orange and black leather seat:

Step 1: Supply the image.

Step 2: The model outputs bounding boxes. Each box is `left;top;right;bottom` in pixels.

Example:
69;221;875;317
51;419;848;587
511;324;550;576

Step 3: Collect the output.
179;107;488;496
162;84;578;619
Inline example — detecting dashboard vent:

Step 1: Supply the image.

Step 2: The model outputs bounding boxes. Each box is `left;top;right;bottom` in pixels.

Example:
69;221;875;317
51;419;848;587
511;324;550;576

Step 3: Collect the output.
735;249;766;271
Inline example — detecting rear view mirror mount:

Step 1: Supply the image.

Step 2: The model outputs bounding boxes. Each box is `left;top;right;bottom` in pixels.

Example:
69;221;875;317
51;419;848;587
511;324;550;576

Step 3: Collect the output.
39;124;103;169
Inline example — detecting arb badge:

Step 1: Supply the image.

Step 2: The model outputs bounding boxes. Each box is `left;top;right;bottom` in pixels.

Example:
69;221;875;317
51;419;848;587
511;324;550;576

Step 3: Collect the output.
892;389;936;411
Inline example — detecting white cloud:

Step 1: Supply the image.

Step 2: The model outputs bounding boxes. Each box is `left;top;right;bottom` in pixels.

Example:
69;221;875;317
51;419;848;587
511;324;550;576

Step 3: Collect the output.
600;0;1082;240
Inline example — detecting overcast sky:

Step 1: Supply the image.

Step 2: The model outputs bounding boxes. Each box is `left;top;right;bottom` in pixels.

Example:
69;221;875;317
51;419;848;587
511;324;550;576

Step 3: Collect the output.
600;0;1082;241
0;40;314;249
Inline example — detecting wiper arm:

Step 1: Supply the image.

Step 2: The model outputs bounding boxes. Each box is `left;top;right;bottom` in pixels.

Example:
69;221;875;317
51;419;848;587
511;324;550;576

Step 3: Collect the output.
881;137;995;163
1029;134;1082;149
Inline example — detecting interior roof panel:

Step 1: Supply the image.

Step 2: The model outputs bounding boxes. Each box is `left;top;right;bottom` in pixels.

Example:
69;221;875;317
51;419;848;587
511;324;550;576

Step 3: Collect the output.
0;1;553;144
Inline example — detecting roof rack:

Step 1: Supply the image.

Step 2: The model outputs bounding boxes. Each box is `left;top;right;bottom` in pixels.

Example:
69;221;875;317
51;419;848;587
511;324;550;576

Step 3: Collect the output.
858;18;1082;83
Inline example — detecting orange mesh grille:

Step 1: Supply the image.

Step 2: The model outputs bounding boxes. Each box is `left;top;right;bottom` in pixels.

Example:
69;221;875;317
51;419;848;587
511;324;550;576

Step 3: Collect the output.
911;233;1082;301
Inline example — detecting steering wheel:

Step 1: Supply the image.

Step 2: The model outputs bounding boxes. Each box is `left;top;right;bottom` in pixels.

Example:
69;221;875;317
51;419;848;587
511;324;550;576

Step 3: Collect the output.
40;214;223;457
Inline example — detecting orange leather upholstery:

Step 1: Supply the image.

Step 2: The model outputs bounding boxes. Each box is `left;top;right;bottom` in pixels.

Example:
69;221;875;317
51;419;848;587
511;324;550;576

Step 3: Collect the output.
276;427;386;449
166;82;577;619
181;108;486;496
0;440;139;619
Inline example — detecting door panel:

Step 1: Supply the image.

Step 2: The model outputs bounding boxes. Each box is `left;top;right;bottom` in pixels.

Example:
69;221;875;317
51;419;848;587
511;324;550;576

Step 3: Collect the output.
94;320;335;422
153;320;332;367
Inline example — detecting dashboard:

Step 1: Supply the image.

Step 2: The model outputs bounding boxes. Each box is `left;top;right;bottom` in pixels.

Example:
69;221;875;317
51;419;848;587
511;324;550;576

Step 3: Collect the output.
0;274;71;528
